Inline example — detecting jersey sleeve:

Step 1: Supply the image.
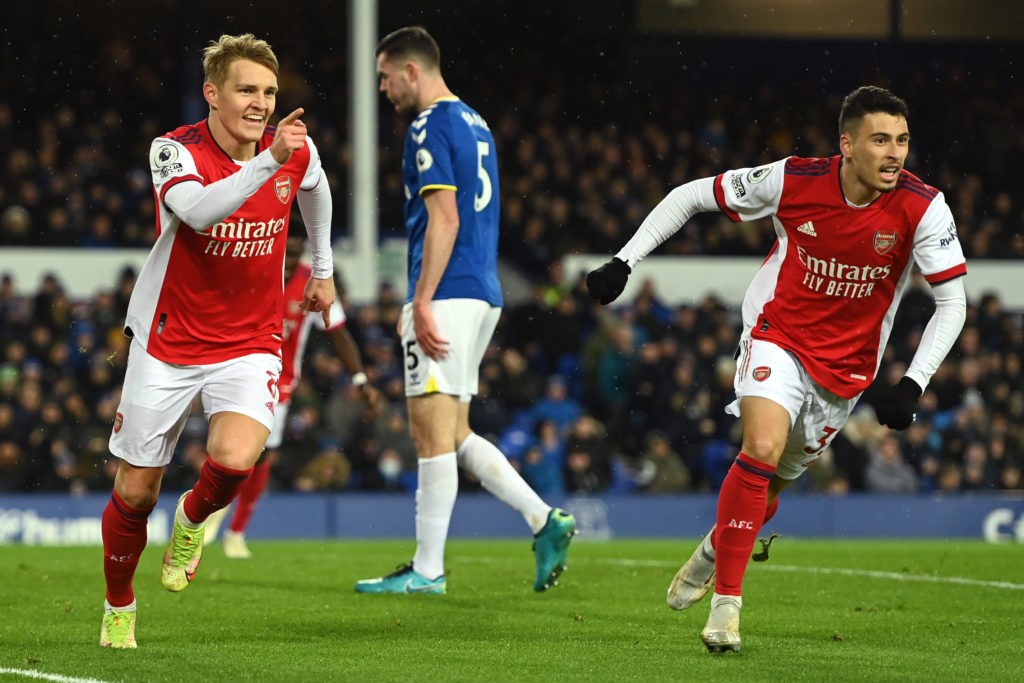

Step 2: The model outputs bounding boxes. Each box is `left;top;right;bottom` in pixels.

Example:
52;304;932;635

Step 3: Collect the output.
414;113;457;194
160;145;282;231
911;193;967;284
150;138;201;199
299;136;323;191
712;157;787;223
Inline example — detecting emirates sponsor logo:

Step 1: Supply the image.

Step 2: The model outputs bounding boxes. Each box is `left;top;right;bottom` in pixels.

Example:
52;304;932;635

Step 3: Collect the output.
873;230;898;255
198;217;286;240
796;246;892;281
752;366;771;382
199;217;286;259
114;412;124;433
796;244;892;299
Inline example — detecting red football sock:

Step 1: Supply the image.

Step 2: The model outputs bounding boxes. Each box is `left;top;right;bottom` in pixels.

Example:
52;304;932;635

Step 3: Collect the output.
183;457;253;524
102;490;155;607
708;495;780;551
229;460;271;533
713;452;776;596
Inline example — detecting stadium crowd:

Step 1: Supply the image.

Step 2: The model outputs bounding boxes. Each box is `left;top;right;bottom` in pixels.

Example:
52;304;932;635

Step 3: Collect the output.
1;261;1021;497
3;33;1024;272
2;26;1023;498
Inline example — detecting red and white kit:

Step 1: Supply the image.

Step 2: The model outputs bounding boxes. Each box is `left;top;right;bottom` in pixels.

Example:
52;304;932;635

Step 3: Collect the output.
277;261;346;407
127;119;322;364
111;121;328;465
713;155;966;399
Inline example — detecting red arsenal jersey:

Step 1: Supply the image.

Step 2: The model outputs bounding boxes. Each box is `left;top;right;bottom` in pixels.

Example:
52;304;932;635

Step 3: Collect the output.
714;155;966;398
277;262;345;405
126;119;320;364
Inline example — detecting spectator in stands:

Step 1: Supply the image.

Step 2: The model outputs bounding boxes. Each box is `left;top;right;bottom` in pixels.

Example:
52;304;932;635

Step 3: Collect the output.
529;375;583;438
629;340;672;450
294;446;352;491
0;439;29;491
960;441;999;491
563;415;614;494
468;375;509;442
491;348;544;412
900;420;943;482
520;420;568;497
865;434;919;493
999;462;1022;491
935;460;964;494
594;321;638;449
0;205;32;245
585;86;967;653
634;431;690;493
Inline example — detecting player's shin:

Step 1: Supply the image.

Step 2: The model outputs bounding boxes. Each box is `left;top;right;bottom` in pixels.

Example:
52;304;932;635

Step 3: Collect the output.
102;490;154;606
713;452;776;595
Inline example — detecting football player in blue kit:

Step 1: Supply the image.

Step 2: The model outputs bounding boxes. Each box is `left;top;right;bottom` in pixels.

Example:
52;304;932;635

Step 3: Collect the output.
356;26;576;595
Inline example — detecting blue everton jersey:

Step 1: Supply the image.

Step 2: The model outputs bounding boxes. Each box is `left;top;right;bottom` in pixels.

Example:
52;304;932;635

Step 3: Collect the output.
402;97;503;306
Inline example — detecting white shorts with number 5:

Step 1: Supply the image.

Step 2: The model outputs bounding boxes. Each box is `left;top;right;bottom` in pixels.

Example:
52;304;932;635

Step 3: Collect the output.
109;338;282;467
727;338;859;480
401;299;501;401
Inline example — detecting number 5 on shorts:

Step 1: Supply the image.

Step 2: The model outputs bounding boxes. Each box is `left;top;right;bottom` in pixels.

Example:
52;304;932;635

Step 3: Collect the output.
405;340;420;370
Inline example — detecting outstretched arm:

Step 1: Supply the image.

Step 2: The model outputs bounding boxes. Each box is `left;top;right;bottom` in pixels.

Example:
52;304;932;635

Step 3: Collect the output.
615;177;719;268
587;177;718;305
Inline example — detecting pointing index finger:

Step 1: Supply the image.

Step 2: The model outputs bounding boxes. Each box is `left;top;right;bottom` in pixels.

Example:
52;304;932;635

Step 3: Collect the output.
279;108;305;126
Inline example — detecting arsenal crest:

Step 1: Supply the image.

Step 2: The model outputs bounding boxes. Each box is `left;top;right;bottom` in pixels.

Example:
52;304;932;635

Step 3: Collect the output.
873;230;898;255
275;176;292;204
114;412;124;433
752;366;771;382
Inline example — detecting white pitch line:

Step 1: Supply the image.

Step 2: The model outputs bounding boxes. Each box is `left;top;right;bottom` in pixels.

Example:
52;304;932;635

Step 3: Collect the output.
760;564;1024;591
592;558;1024;591
0;668;113;683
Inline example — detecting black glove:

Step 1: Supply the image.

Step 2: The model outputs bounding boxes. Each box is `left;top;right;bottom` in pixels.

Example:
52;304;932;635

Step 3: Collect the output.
874;376;922;430
585;257;631;305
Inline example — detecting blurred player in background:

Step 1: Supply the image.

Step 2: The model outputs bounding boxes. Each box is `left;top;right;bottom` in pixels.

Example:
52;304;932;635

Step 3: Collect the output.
586;85;967;652
356;26;577;596
209;228;383;559
99;33;335;648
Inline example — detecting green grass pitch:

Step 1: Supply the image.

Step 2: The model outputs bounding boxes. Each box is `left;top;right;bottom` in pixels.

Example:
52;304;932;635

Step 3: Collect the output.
1;538;1022;682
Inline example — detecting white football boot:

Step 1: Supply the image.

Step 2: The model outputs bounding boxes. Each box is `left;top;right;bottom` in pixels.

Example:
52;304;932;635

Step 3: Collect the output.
700;594;742;653
667;528;716;610
223;530;253;559
202;504;230;546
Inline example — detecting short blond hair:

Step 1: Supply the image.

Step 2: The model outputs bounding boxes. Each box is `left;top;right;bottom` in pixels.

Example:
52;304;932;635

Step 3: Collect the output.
202;33;279;86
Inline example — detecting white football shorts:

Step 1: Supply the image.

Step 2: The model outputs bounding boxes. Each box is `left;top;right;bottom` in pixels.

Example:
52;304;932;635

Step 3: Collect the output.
109;338;282;467
727;338;858;480
401;298;501;401
264;400;292;450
